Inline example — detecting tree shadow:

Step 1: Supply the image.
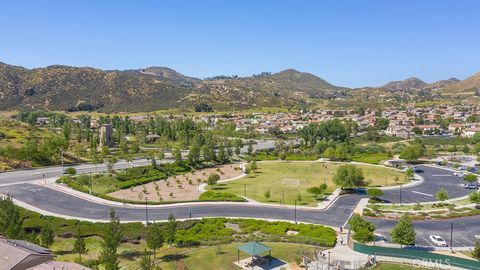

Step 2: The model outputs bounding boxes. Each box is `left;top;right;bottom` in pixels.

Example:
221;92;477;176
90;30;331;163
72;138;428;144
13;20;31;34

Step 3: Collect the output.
160;253;188;262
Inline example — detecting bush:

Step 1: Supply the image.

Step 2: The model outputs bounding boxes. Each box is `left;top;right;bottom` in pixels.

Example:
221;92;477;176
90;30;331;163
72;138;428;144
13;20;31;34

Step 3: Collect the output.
199;191;245;202
64;167;76;175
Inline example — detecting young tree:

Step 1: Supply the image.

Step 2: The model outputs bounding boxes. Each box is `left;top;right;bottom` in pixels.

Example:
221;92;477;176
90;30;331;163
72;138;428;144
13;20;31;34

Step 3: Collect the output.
172;147;182;165
72;224;87;263
332;164;366;188
367;188;384;202
390;214;416;246
0;196;23;239
473;239;480;260
207;173;220;189
436;188;449;203
348;214;376;243
139;250;156;270
164;214;177;244
146;223;163;257
405;167;414;179
187;142;201;165
234;138;243;156
464;174;478;184
247;143;253;155
38;223;55;247
100;209;124;270
263;188;271;200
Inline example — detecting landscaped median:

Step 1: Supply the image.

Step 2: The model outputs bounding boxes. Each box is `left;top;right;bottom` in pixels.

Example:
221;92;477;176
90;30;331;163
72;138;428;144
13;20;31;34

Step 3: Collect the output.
363;194;480;220
58;162;246;205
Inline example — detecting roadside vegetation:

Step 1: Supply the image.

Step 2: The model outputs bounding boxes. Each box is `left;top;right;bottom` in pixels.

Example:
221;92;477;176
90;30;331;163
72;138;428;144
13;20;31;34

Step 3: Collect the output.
0;196;335;269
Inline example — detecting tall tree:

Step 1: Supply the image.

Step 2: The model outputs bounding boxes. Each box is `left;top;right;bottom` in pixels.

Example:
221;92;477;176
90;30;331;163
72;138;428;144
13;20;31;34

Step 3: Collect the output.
72;224;87;263
390;214;416;246
100;209;124;270
164;214;177;244
146;223;163;257
0;196;23;239
332;164;366;188
38;223;55;247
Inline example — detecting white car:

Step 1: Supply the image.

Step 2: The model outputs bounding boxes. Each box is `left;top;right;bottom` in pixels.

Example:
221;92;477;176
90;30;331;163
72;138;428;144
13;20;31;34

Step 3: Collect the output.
429;235;447;247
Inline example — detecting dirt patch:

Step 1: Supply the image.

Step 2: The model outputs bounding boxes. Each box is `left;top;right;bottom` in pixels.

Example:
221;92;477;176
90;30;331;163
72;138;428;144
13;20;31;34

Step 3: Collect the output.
108;164;242;202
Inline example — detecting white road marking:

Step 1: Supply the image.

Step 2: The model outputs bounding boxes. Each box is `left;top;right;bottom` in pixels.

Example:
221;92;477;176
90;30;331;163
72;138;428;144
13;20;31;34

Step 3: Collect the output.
432;174;451;177
412;191;434;197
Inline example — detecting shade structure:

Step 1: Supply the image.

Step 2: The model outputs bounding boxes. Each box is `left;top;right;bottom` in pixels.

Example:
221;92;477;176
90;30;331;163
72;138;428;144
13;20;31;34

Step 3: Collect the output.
238;241;272;256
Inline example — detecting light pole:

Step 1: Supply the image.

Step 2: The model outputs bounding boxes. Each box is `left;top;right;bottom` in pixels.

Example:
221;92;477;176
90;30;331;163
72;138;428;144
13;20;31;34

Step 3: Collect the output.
145;197;149;225
399;185;403;207
327;251;331;268
58;147;64;173
294;199;297;224
189;208;192;219
450;223;453;253
89;172;92;195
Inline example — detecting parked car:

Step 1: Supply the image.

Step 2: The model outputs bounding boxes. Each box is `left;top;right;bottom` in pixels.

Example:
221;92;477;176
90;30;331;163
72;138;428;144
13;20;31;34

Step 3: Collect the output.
429;235;448;247
463;183;479;189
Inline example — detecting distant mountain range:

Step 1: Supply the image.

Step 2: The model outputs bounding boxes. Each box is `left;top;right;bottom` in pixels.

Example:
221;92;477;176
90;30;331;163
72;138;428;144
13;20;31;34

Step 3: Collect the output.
0;61;478;112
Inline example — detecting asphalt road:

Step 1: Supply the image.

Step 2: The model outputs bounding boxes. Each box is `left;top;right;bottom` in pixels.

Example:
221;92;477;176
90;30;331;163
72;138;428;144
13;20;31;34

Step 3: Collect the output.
380;165;471;204
0;183;360;228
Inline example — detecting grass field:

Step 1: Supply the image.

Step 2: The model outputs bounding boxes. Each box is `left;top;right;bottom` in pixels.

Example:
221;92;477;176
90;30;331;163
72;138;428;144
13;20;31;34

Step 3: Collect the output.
51;238;318;270
216;162;406;206
157;242;317;270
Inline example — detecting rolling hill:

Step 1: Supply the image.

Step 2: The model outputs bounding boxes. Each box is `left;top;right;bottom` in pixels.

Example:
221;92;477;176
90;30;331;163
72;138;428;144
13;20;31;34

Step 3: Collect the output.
0;62;346;112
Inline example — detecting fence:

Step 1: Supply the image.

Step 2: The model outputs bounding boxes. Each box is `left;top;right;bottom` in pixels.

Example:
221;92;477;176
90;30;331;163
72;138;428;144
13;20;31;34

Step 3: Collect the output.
353;242;480;270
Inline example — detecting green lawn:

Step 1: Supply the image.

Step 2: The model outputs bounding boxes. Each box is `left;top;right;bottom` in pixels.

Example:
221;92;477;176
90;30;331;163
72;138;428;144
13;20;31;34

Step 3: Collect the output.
157;242;317;270
216;162;406;206
350;153;392;165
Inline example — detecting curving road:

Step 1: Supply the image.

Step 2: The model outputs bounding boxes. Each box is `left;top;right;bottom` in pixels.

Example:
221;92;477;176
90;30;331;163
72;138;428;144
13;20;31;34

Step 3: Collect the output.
0;161;478;247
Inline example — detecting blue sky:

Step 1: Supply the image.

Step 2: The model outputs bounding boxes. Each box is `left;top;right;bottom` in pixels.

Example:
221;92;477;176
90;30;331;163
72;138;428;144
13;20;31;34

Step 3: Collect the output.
1;0;479;87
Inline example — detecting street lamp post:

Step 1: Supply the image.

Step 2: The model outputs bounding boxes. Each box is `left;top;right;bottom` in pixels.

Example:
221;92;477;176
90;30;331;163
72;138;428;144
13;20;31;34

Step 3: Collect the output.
89;172;92;195
327;251;331;268
450;223;454;253
145;197;149;225
189;208;192;219
399;185;403;207
58;147;64;173
294;199;297;224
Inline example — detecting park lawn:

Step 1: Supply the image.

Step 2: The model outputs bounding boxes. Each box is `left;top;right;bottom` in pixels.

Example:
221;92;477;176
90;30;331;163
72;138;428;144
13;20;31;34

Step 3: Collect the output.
217;162;406;206
157;242;317;270
350;153;391;165
51;236;150;269
374;263;432;269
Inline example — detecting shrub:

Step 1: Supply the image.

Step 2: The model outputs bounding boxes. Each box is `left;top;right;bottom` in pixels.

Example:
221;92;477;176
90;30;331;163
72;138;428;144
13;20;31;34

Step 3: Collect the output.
199;191;245;202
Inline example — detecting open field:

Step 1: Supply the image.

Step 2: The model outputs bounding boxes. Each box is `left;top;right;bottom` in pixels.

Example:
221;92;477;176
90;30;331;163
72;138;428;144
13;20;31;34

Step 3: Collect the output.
216;162;406;206
157;242;318;270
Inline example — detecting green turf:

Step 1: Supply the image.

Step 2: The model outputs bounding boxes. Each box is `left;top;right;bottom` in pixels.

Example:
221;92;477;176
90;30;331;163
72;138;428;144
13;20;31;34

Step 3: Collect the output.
157;242;318;270
216;162;406;206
